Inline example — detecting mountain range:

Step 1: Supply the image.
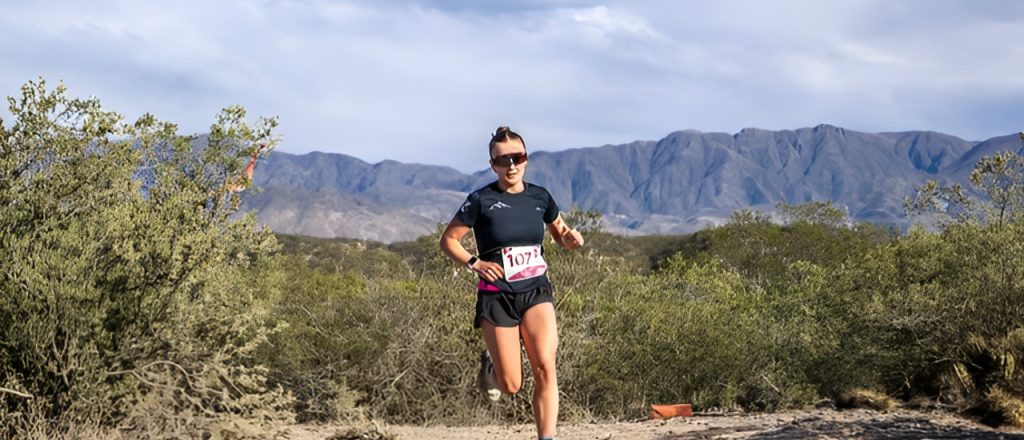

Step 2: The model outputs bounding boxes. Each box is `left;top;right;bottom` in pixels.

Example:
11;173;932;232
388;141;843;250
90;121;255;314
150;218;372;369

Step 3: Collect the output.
241;125;1023;242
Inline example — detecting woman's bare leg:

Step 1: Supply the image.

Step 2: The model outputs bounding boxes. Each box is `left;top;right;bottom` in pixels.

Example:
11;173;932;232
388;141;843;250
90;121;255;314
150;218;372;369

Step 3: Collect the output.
481;321;523;394
520;303;558;439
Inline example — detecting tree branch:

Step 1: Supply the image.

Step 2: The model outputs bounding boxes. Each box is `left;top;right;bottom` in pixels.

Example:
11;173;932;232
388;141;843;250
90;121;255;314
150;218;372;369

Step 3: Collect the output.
0;386;34;399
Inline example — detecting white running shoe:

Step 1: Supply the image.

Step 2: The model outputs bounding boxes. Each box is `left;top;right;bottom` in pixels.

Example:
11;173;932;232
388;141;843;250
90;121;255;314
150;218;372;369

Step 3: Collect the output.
477;349;501;401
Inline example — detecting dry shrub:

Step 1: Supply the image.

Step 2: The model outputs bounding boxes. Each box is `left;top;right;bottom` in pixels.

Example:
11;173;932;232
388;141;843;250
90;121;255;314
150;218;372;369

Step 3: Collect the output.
0;80;293;438
355;276;514;425
952;330;1024;427
836;389;894;411
984;387;1024;428
906;395;940;410
258;208;1024;426
937;368;969;406
266;227;838;423
0;398;102;440
113;358;294;440
325;420;396;440
256;255;376;423
575;257;824;417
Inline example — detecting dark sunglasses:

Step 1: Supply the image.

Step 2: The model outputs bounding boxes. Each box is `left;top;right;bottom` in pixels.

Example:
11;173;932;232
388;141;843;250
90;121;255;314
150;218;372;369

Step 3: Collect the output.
490;152;528;167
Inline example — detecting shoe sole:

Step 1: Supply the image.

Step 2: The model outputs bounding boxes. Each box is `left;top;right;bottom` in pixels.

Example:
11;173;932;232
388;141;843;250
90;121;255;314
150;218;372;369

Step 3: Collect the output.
486;388;501;401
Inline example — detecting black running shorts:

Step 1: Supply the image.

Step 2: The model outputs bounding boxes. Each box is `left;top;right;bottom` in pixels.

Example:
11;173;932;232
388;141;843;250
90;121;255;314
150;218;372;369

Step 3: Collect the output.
474;281;553;328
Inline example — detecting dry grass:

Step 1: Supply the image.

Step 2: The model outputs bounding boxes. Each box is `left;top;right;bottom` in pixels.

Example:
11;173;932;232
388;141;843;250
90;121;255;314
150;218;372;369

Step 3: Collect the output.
324;421;397;440
983;387;1024;428
837;389;895;412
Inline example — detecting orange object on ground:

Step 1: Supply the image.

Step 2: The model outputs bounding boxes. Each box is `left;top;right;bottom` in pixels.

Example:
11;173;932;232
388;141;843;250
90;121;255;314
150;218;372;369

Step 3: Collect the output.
650;403;692;419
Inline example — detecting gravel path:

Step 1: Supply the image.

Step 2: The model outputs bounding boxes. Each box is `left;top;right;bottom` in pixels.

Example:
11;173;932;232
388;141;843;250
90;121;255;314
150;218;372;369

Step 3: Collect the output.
277;409;1024;440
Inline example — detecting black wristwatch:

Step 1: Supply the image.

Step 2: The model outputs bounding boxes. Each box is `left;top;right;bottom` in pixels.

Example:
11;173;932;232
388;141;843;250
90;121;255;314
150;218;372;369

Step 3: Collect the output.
466;256;479;269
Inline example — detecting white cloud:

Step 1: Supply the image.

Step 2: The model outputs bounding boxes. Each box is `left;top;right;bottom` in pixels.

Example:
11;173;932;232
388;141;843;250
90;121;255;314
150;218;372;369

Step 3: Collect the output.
568;6;660;42
3;0;1024;171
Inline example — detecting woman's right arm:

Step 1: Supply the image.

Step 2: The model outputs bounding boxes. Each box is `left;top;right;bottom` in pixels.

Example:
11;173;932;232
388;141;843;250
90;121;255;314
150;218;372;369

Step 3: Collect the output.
439;218;504;282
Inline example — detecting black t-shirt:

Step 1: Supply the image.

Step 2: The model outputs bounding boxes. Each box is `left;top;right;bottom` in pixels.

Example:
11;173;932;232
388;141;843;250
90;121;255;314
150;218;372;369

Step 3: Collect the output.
455;181;559;292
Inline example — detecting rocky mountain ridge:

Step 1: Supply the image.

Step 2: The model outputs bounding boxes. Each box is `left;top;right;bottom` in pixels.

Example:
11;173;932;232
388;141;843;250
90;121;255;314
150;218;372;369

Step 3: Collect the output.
242;125;1023;242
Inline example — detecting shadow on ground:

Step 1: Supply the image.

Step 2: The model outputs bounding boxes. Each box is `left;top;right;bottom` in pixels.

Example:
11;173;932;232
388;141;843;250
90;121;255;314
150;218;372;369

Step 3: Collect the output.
661;416;1024;440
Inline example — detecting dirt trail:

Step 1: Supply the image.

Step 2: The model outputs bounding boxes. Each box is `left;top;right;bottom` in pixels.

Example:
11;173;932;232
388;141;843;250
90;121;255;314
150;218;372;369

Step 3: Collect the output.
277;409;1024;440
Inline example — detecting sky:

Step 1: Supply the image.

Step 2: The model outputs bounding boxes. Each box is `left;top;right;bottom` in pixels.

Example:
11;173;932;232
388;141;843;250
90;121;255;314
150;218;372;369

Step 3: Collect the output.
3;0;1024;172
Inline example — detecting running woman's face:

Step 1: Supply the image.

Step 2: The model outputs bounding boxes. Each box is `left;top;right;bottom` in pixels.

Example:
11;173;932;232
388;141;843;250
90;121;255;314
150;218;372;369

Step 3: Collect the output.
490;140;527;188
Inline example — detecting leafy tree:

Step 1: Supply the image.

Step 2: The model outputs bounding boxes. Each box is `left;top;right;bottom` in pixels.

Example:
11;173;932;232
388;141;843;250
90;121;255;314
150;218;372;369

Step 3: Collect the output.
970;148;1024;225
562;203;605;233
904;180;979;228
728;208;771;226
776;200;848;228
905;144;1024;228
0;79;288;438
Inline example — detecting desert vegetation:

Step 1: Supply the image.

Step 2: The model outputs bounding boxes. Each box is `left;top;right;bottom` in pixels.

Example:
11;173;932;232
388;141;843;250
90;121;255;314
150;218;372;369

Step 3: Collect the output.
3;80;1024;438
0;79;290;439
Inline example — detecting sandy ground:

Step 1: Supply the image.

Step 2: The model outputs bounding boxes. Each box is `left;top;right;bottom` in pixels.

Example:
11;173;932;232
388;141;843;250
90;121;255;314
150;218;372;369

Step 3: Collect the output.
274;409;1024;440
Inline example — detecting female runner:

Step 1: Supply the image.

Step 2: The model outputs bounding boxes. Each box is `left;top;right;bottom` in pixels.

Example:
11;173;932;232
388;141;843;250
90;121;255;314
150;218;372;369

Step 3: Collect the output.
439;126;584;440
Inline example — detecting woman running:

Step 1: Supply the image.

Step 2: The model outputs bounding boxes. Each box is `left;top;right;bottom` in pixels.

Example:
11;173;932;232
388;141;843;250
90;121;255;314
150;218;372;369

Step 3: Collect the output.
439;126;584;440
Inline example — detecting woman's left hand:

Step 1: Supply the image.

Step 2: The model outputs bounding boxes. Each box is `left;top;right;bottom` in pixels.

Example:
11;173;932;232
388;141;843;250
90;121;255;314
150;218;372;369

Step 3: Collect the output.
548;216;585;251
562;228;584;250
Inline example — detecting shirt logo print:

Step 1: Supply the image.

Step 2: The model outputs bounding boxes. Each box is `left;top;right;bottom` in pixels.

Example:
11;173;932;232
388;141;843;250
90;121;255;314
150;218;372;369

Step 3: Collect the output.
488;201;512;210
460;201;471;212
535;207;543;211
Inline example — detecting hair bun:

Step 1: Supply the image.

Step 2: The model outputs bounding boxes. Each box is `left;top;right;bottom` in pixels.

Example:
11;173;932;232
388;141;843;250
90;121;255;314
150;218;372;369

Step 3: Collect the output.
488;126;525;153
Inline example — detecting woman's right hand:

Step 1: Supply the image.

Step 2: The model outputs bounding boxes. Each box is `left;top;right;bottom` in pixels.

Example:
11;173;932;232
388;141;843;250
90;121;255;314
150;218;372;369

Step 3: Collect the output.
472;260;505;283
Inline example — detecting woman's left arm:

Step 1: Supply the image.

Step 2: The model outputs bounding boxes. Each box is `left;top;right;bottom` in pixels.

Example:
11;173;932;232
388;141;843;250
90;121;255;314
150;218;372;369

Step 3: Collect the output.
547;215;584;250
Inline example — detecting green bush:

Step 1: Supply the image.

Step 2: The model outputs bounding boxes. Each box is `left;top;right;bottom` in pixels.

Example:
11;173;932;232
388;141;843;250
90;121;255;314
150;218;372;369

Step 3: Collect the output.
258;213;1024;427
0;79;290;438
256;255;378;422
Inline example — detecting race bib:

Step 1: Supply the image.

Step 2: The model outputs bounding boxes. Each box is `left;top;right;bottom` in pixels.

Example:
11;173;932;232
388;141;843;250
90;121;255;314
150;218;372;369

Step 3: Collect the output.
501;245;548;281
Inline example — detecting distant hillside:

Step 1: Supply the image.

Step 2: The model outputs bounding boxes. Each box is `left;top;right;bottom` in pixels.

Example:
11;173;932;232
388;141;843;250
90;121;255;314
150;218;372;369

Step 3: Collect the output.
242;125;1023;242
